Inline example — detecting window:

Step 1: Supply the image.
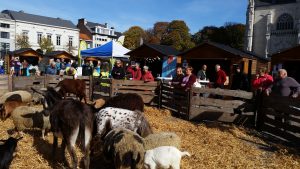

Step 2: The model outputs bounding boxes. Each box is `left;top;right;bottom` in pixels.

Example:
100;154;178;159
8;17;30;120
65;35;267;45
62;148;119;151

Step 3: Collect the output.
69;36;73;47
47;34;52;41
0;42;10;51
277;13;294;30
110;30;113;35
22;31;29;42
37;33;42;43
56;35;61;46
0;32;9;39
0;23;9;28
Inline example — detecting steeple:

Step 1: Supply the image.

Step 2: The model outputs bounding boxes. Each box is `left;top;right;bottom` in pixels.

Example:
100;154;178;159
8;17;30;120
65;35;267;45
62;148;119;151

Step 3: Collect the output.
245;0;255;52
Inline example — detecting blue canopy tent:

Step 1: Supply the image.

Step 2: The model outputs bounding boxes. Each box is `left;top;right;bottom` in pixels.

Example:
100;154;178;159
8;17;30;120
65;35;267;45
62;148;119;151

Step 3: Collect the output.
80;41;130;61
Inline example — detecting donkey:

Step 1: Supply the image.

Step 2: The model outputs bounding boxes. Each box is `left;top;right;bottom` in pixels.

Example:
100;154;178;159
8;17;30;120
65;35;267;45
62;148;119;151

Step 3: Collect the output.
31;87;94;169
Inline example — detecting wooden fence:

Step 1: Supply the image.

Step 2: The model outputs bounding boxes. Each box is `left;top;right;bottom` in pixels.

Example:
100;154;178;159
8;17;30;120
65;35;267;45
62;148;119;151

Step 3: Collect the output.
258;96;300;144
110;79;160;105
160;82;190;119
189;88;254;122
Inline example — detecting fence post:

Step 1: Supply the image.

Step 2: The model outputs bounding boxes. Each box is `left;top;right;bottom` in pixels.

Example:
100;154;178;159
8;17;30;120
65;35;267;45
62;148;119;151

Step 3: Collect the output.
109;79;113;97
158;80;162;109
8;75;12;92
187;88;192;121
89;76;93;101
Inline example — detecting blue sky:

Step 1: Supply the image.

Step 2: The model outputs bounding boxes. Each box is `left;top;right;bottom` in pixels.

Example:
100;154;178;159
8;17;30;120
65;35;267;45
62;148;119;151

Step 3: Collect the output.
0;0;248;33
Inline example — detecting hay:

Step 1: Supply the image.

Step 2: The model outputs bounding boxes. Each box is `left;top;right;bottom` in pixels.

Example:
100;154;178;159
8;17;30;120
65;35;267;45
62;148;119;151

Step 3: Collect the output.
0;106;299;169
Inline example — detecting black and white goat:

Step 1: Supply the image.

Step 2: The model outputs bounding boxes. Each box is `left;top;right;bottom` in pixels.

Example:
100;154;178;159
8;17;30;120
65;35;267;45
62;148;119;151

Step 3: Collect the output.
32;87;94;169
0;137;23;169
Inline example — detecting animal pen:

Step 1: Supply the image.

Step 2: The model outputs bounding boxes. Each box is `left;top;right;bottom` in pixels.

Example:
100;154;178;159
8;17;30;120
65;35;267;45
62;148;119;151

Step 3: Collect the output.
0;75;299;145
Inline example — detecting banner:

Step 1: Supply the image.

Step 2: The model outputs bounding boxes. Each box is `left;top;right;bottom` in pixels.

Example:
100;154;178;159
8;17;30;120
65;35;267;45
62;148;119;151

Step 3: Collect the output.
162;55;177;77
78;40;87;65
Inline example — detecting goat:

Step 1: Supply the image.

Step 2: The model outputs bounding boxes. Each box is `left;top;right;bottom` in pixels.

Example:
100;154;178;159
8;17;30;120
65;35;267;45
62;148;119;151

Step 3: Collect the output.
0;137;23;169
56;79;87;103
102;93;144;112
0;101;27;121
94;107;153;138
34;87;94;169
144;146;191;169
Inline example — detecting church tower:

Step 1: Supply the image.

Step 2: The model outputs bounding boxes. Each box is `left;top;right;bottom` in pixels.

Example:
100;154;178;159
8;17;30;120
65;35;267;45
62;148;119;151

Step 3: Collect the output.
245;0;255;52
246;0;299;58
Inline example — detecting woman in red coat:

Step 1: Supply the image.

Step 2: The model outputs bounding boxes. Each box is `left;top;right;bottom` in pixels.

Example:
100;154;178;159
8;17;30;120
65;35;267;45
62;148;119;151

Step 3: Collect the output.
142;66;154;82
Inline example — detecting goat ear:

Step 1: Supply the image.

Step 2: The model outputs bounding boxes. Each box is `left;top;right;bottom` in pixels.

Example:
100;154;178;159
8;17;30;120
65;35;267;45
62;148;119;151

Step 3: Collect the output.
54;86;61;92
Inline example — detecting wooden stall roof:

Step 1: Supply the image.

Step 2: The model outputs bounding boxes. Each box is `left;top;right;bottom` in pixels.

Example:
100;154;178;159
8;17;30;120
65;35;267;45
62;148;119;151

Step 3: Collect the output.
45;51;77;60
180;42;268;61
126;43;179;59
10;48;42;58
271;45;300;64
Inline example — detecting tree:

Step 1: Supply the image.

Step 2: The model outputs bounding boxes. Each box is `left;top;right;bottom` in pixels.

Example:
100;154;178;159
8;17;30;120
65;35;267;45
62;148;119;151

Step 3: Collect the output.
144;22;169;44
161;20;195;51
123;26;146;50
39;36;54;54
192;23;245;50
65;42;76;55
16;34;31;49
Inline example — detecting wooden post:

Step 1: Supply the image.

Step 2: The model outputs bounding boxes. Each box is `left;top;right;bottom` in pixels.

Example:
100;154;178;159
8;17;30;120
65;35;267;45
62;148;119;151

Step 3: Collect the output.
89;76;93;101
187;88;192;121
109;79;114;98
8;75;12;92
157;80;161;109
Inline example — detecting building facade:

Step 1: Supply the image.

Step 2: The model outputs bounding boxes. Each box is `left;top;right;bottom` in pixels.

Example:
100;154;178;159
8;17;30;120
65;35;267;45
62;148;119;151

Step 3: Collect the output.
0;13;15;57
245;0;300;58
2;10;79;55
77;18;122;49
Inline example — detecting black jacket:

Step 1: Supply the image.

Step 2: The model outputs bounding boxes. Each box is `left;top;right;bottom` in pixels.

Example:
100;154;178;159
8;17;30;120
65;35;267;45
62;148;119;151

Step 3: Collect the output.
111;66;125;79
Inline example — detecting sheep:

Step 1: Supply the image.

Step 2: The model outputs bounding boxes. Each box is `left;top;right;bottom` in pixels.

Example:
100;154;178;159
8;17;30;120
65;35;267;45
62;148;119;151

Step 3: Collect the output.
144;146;191;169
102;93;144;112
10;106;50;139
0;101;27;121
0;91;32;104
56;79;87;103
143;132;181;150
0;137;23;169
103;127;145;169
95;107;153;138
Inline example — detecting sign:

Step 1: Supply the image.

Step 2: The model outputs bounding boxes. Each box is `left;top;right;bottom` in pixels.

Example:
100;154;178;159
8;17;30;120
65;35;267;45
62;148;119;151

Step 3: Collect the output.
162;55;177;77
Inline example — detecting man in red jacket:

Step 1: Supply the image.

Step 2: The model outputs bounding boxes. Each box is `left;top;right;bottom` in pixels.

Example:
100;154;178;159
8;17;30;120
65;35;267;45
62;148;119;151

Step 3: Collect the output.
214;64;227;89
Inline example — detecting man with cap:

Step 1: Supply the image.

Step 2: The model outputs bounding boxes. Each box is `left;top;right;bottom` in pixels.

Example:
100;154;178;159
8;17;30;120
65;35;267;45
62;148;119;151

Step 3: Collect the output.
142;65;154;82
111;60;125;79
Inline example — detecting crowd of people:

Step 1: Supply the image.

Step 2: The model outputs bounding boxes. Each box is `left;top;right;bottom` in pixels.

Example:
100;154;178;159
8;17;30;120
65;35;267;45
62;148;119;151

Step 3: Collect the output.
169;64;300;99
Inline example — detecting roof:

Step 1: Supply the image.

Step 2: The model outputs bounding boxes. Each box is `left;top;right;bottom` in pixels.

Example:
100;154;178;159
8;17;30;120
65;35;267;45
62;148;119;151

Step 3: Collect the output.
80;33;92;41
115;31;122;38
0;13;12;20
45;51;76;60
180;41;269;61
86;21;106;28
255;0;296;7
2;10;77;29
10;48;42;57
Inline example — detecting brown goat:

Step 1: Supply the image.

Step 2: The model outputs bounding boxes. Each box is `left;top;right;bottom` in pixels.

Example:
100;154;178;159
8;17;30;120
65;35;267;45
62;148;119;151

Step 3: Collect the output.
56;79;87;103
0;101;27;121
102;93;144;112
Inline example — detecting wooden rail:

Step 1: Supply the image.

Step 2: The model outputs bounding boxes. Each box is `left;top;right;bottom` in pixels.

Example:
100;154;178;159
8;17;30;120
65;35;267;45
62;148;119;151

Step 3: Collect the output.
189;87;254;122
258;95;300;144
